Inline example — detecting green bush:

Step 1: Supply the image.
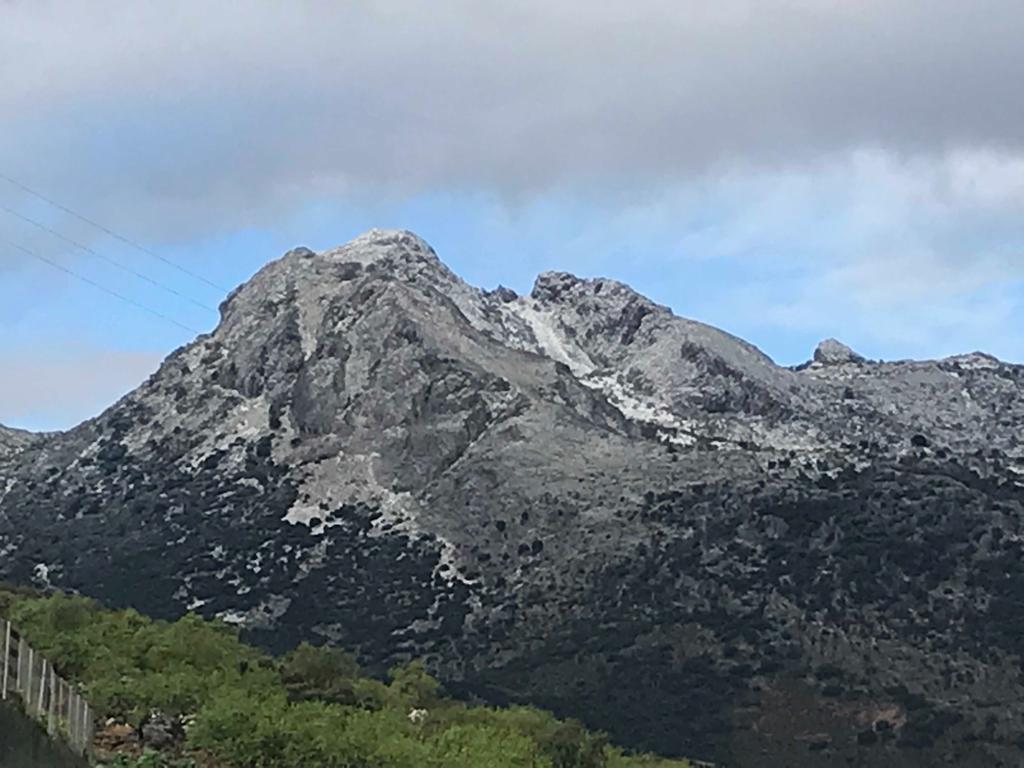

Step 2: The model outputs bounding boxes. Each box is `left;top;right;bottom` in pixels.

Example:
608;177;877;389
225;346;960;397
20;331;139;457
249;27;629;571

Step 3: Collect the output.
280;641;362;704
8;594;275;721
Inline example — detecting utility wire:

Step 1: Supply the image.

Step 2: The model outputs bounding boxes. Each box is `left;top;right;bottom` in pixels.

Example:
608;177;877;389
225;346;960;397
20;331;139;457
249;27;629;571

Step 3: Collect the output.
0;204;219;313
1;235;203;335
0;170;230;293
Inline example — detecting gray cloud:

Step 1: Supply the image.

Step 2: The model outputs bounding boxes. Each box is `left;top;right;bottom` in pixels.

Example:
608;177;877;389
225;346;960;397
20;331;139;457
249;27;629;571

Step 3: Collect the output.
1;0;1022;383
1;0;1023;238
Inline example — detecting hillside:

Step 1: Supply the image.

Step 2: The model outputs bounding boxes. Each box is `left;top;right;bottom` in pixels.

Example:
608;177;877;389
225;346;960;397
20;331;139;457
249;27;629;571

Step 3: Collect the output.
1;230;1023;765
2;588;687;768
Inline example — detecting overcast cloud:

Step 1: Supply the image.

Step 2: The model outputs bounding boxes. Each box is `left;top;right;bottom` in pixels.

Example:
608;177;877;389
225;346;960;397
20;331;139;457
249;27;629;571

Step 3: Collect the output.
1;0;1023;428
2;0;1024;232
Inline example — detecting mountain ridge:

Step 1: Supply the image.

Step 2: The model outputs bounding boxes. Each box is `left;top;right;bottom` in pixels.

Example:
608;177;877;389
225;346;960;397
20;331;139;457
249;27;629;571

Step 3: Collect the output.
2;229;1023;766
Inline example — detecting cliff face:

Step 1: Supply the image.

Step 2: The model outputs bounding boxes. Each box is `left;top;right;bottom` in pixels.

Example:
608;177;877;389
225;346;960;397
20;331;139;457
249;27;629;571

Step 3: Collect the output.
2;230;1023;766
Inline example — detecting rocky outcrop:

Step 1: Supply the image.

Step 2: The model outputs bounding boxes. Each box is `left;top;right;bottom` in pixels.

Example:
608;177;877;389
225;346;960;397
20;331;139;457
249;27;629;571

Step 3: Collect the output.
1;230;1023;767
813;338;866;366
0;425;36;458
139;711;185;750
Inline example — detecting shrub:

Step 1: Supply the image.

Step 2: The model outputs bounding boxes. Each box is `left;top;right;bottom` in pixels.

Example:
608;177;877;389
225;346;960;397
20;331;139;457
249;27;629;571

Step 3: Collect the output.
3;590;693;768
280;641;362;705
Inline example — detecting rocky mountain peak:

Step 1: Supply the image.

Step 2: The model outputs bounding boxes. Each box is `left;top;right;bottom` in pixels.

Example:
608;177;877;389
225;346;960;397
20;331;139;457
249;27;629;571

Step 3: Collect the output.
221;230;446;306
517;266;798;426
530;270;656;310
321;228;443;274
485;285;519;303
942;351;1003;370
813;337;866;366
214;229;483;356
531;271;585;303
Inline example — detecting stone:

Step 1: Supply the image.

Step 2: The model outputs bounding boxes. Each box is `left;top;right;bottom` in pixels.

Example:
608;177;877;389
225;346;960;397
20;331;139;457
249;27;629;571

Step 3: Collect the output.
139;711;185;750
813;338;866;365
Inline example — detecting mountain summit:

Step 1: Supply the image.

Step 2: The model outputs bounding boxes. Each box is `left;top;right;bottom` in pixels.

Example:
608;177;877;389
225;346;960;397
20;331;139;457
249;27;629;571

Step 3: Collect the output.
2;230;1023;766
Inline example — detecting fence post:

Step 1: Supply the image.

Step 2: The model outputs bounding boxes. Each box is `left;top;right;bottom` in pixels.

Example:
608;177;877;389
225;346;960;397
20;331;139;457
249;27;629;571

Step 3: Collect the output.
37;656;46;716
73;696;81;753
82;697;92;756
24;644;33;701
69;691;78;752
62;681;69;737
80;694;87;755
47;662;56;735
2;619;10;700
77;693;84;754
16;636;25;697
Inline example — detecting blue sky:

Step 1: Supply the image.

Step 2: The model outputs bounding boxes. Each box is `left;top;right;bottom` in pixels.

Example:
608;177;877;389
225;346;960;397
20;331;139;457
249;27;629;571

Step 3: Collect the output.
2;1;1023;431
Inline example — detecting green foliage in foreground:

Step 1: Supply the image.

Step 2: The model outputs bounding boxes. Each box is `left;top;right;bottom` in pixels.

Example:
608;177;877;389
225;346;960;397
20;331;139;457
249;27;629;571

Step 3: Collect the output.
3;590;691;768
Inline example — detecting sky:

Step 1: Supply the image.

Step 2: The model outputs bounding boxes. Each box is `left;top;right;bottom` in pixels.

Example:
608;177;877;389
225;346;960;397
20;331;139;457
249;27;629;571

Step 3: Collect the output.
2;0;1023;431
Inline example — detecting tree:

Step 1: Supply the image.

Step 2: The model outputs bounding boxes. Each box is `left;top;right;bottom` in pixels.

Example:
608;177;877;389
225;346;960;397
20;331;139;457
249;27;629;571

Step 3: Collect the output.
388;659;441;708
280;641;362;705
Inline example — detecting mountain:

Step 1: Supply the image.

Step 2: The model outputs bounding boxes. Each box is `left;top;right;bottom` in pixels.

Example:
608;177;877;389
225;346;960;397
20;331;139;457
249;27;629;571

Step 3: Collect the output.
0;424;37;458
2;229;1023;766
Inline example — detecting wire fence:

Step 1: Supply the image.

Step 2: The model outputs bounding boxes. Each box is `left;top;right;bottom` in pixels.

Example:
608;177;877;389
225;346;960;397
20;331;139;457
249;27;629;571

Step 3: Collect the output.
0;617;94;757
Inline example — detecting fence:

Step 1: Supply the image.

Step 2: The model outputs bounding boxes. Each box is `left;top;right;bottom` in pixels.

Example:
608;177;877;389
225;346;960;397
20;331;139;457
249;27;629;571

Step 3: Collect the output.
0;617;94;757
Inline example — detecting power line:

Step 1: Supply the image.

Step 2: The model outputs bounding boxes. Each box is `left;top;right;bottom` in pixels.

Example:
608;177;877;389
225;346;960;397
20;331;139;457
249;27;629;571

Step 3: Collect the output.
1;235;203;335
0;170;230;293
0;204;219;313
